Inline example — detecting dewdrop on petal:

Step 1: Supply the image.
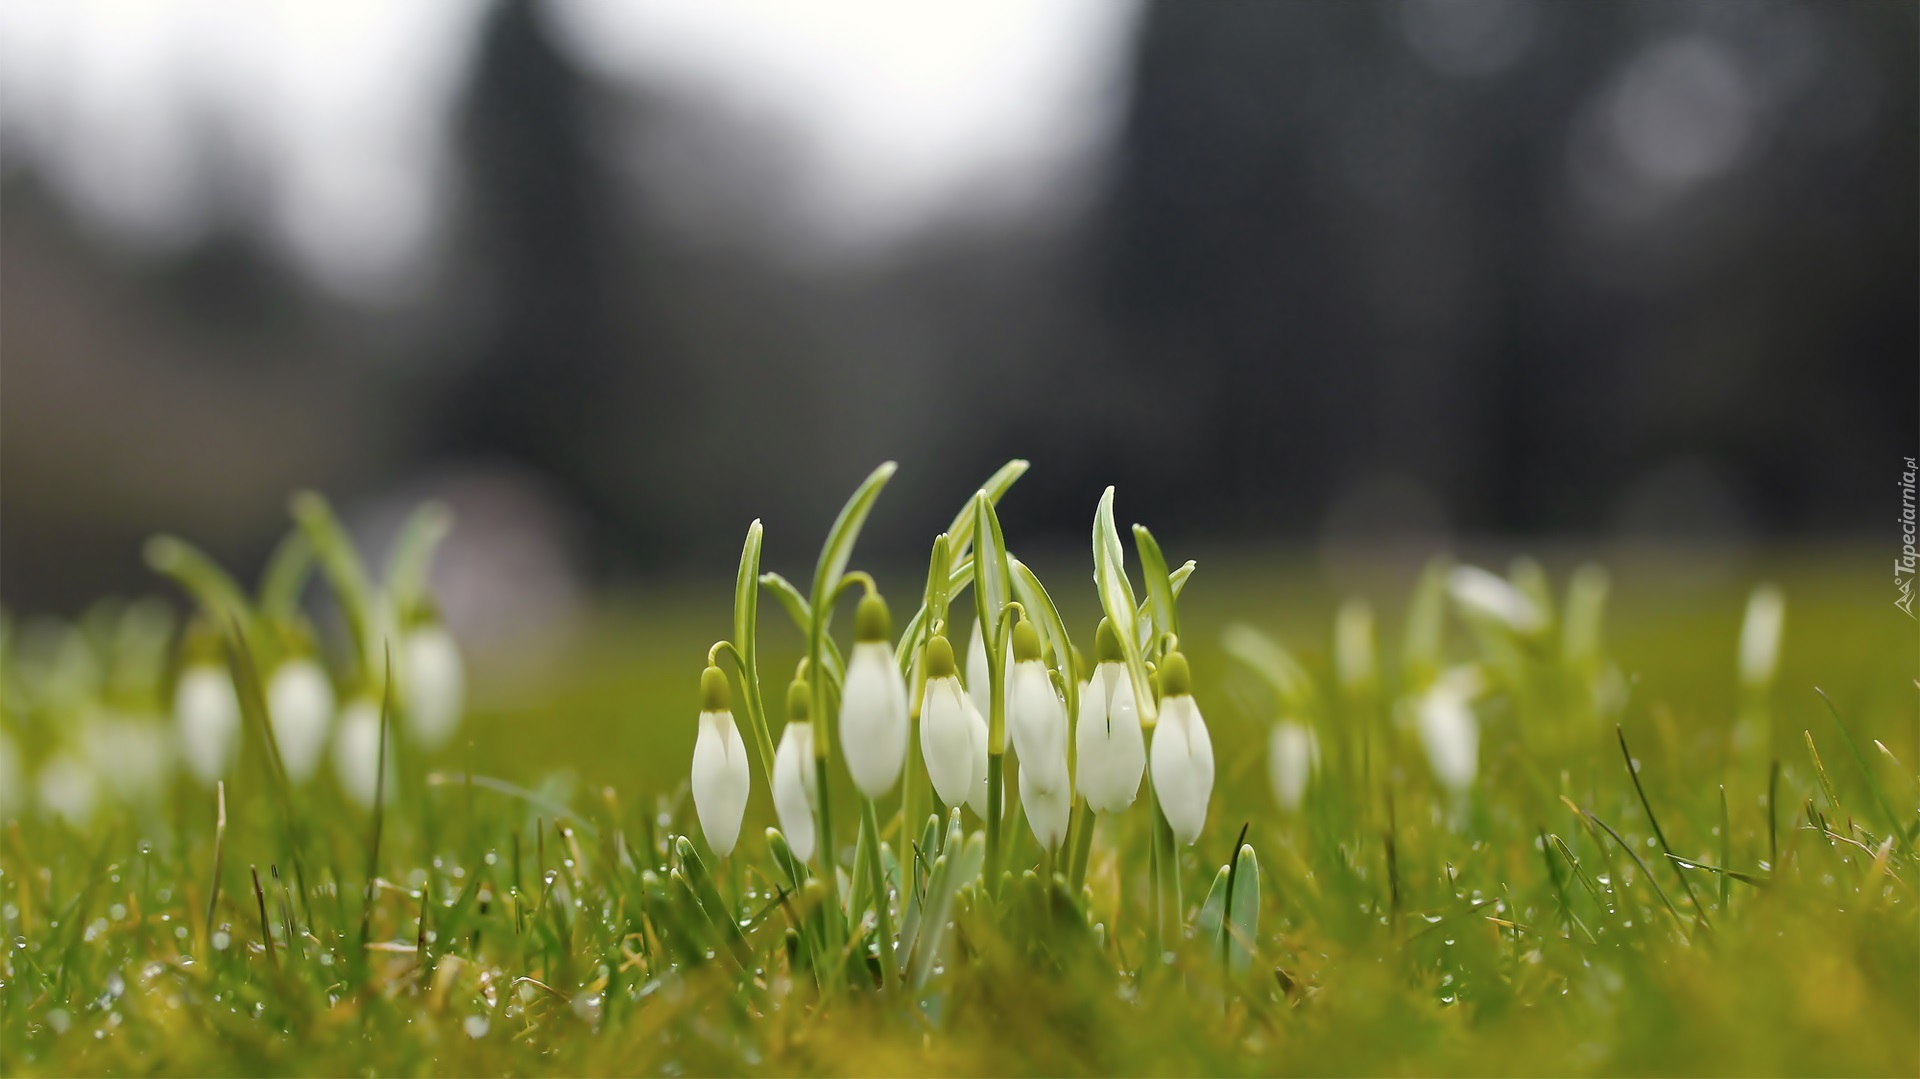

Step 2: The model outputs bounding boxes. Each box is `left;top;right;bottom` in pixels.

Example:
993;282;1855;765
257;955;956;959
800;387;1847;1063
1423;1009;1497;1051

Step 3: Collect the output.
1447;565;1546;635
772;677;819;862
690;665;751;857
333;696;392;808
919;634;978;809
1006;620;1067;791
1075;619;1145;815
174;663;240;786
1738;584;1785;691
838;593;909;798
402;621;466;750
1267;721;1320;812
1149;650;1214;845
267;656;335;782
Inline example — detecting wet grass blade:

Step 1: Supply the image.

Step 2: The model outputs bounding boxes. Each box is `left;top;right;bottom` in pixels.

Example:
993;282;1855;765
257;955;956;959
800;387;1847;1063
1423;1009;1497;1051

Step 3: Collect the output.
1815;688;1902;843
1616;726;1707;926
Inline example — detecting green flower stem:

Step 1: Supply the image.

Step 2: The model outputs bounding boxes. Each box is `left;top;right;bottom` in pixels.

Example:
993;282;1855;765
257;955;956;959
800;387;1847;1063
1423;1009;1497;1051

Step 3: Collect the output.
383;502;453;625
860;797;899;992
144;536;259;641
256;528;316;629
985;752;1005;900
812;753;842;988
1146;776;1164;958
291;491;383;679
706;640;774;783
1068;802;1096;892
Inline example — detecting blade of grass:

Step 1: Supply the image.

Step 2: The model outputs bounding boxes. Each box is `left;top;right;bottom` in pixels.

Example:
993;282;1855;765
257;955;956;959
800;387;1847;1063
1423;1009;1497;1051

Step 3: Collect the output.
1616;726;1707;926
1815;687;1902;843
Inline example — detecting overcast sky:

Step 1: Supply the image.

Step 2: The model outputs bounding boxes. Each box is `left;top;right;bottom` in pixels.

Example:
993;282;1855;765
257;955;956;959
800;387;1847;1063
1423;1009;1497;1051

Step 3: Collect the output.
0;0;1138;294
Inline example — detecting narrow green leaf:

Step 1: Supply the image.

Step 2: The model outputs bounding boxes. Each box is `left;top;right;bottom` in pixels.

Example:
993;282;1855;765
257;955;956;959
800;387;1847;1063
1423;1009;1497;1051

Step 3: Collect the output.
290;491;384;677
256;528;316;627
809;461;898;618
382;501;453;625
145;536;258;640
1133;523;1179;655
732;521;776;782
1010;557;1077;720
1815;687;1902;842
943;460;1029;574
1092;488;1156;724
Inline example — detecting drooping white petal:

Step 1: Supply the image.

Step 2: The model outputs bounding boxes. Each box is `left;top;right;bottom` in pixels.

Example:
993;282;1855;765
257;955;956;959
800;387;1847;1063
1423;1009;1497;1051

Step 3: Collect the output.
333;698;392;808
921;675;977;808
692;709;752;857
1738;584;1785;690
1075;663;1145;814
1008;660;1066;790
966;697;992;818
268;658;335;782
1267;721;1319;812
1020;750;1072;853
1418;686;1478;793
965;619;1011;729
1150;694;1214;845
839;641;909;798
772;721;817;862
37;755;97;825
1447;565;1545;635
403;626;466;750
174;665;240;786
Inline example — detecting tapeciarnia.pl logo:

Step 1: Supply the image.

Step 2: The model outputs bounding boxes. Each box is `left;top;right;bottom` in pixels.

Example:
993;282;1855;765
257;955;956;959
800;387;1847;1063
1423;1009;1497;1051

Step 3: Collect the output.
1898;456;1916;618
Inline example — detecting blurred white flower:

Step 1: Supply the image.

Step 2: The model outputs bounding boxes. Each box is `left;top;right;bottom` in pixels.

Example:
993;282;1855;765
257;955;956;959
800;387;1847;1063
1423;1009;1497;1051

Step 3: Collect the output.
1019;753;1072;853
1149;653;1214;845
1447;565;1546;635
772;720;818;862
84;715;173;802
1075;620;1144;815
1417;667;1484;794
403;624;466;750
268;657;335;782
838;595;908;798
1267;720;1320;812
1738;583;1785;690
333;697;391;808
174;664;240;786
691;665;751;858
37;755;98;826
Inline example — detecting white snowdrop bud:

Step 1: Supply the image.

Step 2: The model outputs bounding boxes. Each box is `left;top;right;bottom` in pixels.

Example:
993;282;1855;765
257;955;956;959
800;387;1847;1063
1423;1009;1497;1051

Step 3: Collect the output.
1738;584;1785;691
1007;620;1067;791
1075;620;1145;815
403;624;465;750
838;595;909;798
771;706;817;856
1149;652;1214;845
268;657;335;782
965;616;1011;728
333;697;392;808
1447;565;1546;635
691;665;751;857
919;635;978;809
1267;721;1320;812
174;664;240;786
1335;599;1377;694
1417;667;1483;794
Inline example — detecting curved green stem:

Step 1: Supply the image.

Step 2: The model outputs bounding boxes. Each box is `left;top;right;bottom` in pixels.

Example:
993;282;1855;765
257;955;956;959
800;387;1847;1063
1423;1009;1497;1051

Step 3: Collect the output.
145;536;258;641
257;529;315;628
860;798;899;992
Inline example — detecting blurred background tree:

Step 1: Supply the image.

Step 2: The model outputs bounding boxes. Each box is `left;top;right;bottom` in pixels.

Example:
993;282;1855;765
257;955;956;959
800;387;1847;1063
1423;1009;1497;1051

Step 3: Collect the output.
2;0;1913;617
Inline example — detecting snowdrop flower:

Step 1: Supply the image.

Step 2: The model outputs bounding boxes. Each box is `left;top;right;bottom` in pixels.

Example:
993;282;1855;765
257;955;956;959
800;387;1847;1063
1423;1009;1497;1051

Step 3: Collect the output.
403;622;466;750
919;634;978;809
965;696;992;818
1020;753;1073;853
1417;666;1484;794
839;594;909;798
1267;721;1320;812
1007;620;1067;791
1149;651;1214;845
174;663;240;786
37;755;97;826
1447;565;1546;635
691;665;751;857
772;677;819;861
268;656;335;782
965;616;1011;729
333;696;392;808
1075;619;1145;815
1738;584;1785;691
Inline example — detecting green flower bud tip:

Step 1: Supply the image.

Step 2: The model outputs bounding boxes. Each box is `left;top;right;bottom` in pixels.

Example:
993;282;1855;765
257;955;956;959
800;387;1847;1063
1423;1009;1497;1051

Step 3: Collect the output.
1094;617;1124;664
854;592;892;642
700;665;731;712
1012;618;1043;663
786;676;811;721
1157;650;1192;697
924;634;957;679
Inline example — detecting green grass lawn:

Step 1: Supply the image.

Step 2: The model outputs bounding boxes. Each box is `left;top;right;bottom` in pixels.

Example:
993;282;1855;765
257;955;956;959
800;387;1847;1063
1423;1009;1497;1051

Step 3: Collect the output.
2;485;1915;1076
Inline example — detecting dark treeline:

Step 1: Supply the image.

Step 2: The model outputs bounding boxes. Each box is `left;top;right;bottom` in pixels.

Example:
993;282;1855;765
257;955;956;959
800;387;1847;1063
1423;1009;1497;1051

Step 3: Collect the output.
2;0;1913;611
